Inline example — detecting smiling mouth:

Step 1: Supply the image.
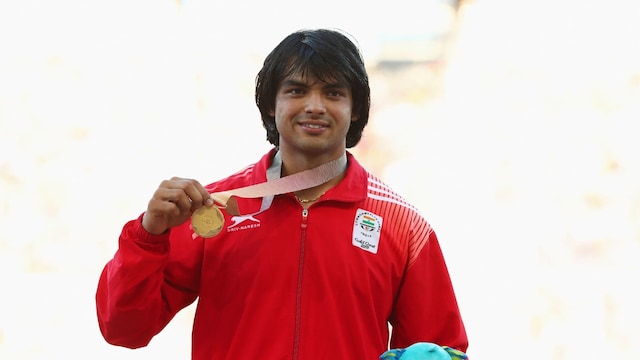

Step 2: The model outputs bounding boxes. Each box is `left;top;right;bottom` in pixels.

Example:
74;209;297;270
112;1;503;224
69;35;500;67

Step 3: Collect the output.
302;124;326;129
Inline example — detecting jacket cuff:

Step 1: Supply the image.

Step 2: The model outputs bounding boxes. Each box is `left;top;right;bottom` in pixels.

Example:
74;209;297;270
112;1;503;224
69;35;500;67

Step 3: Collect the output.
129;213;171;251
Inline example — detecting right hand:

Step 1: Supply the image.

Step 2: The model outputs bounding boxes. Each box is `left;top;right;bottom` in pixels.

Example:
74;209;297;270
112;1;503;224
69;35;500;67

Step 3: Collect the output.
141;177;213;235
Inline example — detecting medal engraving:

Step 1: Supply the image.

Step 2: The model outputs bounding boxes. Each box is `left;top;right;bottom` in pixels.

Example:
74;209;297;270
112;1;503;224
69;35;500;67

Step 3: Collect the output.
191;206;225;238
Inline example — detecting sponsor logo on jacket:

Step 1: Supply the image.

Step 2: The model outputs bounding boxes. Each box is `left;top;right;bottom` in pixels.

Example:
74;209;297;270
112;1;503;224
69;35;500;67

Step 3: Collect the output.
227;214;261;232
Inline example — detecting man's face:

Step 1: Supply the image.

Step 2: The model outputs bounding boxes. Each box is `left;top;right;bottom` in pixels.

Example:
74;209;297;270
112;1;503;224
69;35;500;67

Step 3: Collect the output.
270;72;357;158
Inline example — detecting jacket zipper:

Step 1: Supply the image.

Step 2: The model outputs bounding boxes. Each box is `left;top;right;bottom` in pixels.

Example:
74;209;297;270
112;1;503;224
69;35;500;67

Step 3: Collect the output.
292;208;308;360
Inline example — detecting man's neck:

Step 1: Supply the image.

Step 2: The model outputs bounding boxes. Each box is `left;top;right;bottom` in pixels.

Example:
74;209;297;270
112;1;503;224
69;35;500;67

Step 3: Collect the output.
279;150;347;177
275;149;348;204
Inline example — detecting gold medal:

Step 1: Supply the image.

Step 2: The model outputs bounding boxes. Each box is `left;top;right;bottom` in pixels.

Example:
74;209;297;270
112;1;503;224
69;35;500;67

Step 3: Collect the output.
191;206;225;238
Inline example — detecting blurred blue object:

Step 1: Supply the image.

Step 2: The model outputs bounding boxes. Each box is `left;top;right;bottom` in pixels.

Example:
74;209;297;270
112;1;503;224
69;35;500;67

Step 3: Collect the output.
379;342;468;360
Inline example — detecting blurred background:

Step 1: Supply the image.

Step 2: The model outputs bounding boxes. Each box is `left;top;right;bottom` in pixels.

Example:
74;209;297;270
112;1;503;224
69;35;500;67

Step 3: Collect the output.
1;0;639;358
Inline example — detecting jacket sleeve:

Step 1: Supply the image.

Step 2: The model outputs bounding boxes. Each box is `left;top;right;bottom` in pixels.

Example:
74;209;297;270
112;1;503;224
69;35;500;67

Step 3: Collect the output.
95;214;202;348
389;219;468;353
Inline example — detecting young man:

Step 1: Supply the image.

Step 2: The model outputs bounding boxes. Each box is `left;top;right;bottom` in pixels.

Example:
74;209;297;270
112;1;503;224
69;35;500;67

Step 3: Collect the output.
96;28;468;359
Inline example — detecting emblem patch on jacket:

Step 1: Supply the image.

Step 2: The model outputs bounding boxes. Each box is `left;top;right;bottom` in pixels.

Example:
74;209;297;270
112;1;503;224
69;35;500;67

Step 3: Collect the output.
352;209;382;254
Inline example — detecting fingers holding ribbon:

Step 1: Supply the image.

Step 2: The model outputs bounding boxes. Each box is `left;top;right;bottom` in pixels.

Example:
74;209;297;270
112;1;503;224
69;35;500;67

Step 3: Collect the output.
142;177;213;235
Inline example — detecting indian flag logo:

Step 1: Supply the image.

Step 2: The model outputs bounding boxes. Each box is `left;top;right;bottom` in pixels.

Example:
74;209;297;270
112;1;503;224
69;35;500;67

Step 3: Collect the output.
353;209;382;254
359;214;377;232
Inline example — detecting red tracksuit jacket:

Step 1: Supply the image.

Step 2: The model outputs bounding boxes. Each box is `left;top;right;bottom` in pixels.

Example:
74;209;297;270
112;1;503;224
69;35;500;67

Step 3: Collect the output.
96;149;468;359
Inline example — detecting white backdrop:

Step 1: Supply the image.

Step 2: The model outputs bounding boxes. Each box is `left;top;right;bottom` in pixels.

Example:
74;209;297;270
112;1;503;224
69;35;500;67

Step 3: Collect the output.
1;0;639;359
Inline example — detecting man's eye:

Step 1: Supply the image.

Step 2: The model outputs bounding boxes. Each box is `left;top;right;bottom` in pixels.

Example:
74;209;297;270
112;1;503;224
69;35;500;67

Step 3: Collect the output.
288;88;304;94
328;90;345;97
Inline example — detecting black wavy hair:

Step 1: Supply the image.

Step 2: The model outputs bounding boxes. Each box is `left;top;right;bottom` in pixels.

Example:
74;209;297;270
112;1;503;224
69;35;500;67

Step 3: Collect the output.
255;28;370;148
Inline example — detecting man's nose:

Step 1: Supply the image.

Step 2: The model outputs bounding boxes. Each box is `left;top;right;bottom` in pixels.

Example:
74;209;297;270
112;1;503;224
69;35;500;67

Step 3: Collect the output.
304;92;326;114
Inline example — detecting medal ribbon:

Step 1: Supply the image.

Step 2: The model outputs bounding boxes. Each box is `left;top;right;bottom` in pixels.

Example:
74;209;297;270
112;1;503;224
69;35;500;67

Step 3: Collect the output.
208;152;347;216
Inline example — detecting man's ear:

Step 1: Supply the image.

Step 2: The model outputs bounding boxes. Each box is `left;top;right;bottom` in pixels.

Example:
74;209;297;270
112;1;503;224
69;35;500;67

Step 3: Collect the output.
351;114;359;122
269;108;275;117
